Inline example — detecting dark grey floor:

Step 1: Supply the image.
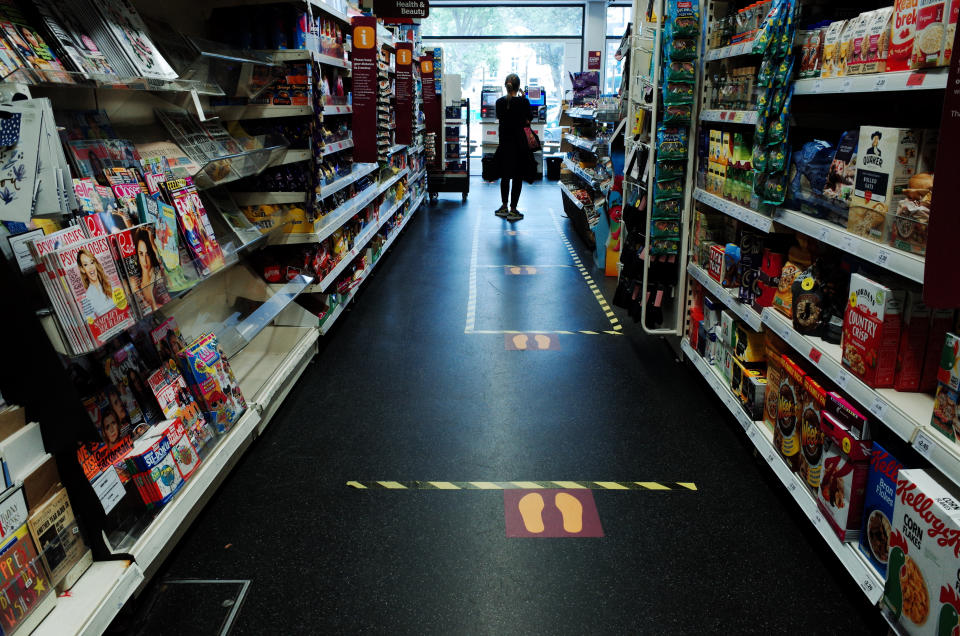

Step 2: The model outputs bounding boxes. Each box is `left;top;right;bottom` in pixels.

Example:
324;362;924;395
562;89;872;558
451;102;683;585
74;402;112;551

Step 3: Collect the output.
123;179;882;635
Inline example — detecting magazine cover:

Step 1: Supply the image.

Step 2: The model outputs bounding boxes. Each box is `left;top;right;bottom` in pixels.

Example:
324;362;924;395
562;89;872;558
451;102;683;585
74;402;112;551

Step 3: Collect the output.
0;101;42;224
69;0;136;78
136;193;192;292
134;140;202;179
73;177;104;214
0;0;72;84
147;367;214;451
0;523;52;636
81;388;133;444
31;0;118;78
88;0;177;80
104;342;161;432
110;223;171;316
109;179;143;225
58;109;116;141
180;333;245;433
55;234;134;346
67;139;114;182
27;488;86;586
28;225;93;353
0;23;25;79
149;316;185;364
165;177;224;274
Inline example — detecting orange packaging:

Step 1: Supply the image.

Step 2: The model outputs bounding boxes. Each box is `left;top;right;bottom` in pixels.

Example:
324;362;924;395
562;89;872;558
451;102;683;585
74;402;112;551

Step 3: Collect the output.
800;376;827;490
776;355;806;472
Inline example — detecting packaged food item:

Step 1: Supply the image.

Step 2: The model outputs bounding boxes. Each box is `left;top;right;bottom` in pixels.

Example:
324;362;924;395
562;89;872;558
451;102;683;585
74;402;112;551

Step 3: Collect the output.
913;0;950;68
882;469;960;634
863;8;894;73
847;11;876;74
776;355;805;471
858;444;902;578
836;15;864;76
791;264;824;335
842;273;906;388
895;291;931;392
932;382;960;441
708;243;726;284
125;425;186;507
937;332;960;390
755;248;785;309
890;172;932;255
944;0;959;65
889;0;918;71
825;391;870;439
735;324;765;363
772;237;813;318
820;20;847;77
823;130;859;210
799;375;826;490
817;411;872;541
763;336;785;433
848;127;920;243
742;373;767;420
921;311;956;391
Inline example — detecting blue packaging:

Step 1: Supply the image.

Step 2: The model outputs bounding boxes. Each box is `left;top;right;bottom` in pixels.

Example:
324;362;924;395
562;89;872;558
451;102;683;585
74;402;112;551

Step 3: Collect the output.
858;443;903;578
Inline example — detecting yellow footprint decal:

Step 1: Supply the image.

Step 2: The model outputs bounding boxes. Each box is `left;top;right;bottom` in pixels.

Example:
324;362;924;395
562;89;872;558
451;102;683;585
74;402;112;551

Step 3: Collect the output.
508;266;523;275
512;334;529;350
534;334;551;350
555;492;583;534
518;492;545;533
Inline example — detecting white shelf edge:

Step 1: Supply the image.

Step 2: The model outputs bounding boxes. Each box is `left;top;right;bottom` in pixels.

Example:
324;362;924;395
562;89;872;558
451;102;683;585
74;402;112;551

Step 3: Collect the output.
681;338;884;604
32;560;144;636
254;327;320;432
322;104;353;114
126;408;262;575
232;192;306;206
686;263;763;331
794;68;949;95
760;308;929;445
275;149;311;166
704;40;755;61
211;104;312;120
319;193;421;335
562;156;601;189
693;188;773;232
773;208;925;283
321;138;354;156
318;162;379;200
559;181;585;209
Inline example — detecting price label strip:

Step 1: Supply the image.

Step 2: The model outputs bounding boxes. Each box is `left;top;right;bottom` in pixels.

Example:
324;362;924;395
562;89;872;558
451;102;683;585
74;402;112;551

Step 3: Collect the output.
914;431;935;459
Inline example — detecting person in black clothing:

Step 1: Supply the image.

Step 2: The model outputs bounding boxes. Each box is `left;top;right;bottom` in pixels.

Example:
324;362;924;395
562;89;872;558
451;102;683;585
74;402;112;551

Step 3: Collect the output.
493;73;534;222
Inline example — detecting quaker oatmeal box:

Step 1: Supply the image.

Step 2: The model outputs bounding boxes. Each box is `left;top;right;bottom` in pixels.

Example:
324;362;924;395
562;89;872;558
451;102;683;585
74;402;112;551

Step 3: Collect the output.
842;273;906;388
848;127;919;243
818;411;872;541
882;469;960;634
912;0;950;68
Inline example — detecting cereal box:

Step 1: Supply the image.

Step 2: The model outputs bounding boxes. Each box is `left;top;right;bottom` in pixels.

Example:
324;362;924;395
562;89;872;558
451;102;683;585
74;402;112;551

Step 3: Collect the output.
707;244;726;284
932;382;960;441
912;0;950;67
895;291;931;392
863;8;894;73
742;373;767;421
818;411;872;541
821;20;847;77
859;443;902;578
882;469;960;634
847;11;877;74
776;355;805;471
763;344;784;434
158;418;201;481
720;311;737;349
735;324;765;363
921;312;955;391
848;127;919;243
890;0;918;71
826;390;870;439
800;375;827;490
937;332;960;390
842;273;906;388
943;0;959;65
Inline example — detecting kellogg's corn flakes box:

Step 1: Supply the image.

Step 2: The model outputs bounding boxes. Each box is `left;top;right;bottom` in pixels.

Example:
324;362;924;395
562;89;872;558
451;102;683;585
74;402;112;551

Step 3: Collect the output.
883;469;960;635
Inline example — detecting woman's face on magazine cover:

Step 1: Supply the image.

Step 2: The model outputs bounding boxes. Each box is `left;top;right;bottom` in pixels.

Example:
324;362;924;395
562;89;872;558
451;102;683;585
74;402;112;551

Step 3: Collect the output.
102;412;120;444
137;238;152;274
80;252;99;285
108;390;127;419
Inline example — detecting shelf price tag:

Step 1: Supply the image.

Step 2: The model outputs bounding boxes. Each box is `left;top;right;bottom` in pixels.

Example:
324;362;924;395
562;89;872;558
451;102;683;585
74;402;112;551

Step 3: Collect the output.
862;578;876;594
914;431;935;459
788;480;798;493
839;235;857;254
875;249;891;266
812;511;825;528
809;347;822;363
907;72;926;87
842;78;853;92
873;77;888;91
766;451;776;464
835;369;850;390
869;395;888;420
817;226;831;242
813;79;823;94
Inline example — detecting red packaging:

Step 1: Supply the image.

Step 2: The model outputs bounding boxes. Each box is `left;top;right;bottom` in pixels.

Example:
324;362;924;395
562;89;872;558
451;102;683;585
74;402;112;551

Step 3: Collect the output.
895;290;931;392
842;273;905;388
708;244;725;283
159;418;202;480
825;391;870;439
921;309;955;391
754;248;784;309
818;411;873;541
889;0;917;71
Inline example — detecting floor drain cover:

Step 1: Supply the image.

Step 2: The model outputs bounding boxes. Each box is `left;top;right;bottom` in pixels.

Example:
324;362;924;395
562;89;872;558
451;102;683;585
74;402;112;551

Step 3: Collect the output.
135;579;250;635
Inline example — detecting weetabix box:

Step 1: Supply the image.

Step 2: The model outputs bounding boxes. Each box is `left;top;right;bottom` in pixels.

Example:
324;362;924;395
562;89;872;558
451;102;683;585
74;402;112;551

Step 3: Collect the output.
842;273;905;388
883;469;960;634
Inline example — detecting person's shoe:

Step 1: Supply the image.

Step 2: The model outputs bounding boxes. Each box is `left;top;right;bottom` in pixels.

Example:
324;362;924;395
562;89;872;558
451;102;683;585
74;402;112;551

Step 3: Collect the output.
506;208;524;222
495;205;509;217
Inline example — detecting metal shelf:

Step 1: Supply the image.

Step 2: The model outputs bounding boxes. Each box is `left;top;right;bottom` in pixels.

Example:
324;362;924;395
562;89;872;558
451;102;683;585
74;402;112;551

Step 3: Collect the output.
259;49;349;69
686;263;762;331
32;561;144;636
700;109;758;124
681;338;884;604
322;104;353;114
319;163;379;200
559;181;586;209
231;192;307;206
693;188;773;232
704;40;756;61
321;138;354;156
773;208;926;283
563;133;601;153
210;104;312;119
794;69;949;95
566;107;597;120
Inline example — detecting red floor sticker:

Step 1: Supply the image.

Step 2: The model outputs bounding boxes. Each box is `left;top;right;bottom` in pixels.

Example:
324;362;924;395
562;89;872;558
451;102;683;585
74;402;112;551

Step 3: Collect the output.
504;489;604;537
503;334;559;350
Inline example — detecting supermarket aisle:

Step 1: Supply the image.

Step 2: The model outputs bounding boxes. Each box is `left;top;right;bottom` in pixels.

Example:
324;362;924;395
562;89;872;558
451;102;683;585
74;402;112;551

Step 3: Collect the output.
134;180;881;635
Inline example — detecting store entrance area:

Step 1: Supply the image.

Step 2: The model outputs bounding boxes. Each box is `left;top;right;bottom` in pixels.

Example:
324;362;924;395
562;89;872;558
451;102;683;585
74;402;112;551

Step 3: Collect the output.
136;180;879;634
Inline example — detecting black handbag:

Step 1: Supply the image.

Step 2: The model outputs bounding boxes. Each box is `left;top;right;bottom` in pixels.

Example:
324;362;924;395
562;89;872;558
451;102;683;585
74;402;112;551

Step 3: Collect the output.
481;154;500;182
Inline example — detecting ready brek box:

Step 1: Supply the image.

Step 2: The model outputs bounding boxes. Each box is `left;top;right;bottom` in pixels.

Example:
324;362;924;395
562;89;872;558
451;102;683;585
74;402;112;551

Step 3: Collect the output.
842;273;905;388
890;0;918;70
882;469;960;635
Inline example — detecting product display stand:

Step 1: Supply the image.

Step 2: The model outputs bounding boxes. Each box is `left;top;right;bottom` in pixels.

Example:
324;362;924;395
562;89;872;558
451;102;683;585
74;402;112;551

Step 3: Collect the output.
558;107;611;251
428;97;469;200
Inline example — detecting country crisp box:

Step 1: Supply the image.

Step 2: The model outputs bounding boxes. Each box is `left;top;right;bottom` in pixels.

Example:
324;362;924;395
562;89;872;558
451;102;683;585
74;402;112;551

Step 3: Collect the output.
842;273;905;388
883;469;960;635
859;443;903;578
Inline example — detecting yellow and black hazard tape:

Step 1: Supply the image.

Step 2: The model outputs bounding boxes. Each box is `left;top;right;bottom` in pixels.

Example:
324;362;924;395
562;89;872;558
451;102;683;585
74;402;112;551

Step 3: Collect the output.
346;481;697;490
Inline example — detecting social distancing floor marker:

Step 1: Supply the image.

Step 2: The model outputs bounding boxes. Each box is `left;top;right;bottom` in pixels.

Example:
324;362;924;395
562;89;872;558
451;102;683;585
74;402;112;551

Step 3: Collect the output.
504;334;559;350
346;481;697;490
465;209;623;336
504;489;604;538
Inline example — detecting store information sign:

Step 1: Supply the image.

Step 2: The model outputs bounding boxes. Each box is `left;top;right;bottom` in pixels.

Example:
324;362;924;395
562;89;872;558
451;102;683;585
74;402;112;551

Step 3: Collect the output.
351;16;379;163
373;0;428;18
395;42;413;145
587;50;601;70
422;52;441;165
927;25;960;307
